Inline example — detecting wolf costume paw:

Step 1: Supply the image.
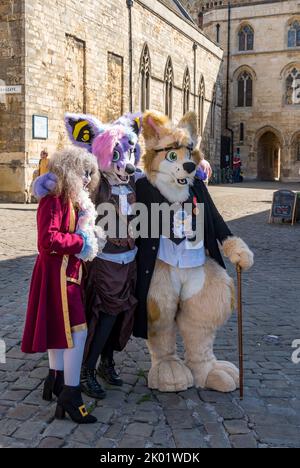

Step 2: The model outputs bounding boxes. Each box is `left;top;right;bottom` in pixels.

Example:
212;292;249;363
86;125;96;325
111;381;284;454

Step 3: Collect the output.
148;358;194;393
223;236;254;271
33;173;57;198
76;229;98;262
195;167;207;181
205;361;240;393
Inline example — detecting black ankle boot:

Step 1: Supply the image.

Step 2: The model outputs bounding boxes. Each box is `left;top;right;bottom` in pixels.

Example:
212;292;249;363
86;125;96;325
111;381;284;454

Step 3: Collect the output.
53;371;64;397
98;358;123;387
80;366;107;400
43;370;64;401
55;385;97;424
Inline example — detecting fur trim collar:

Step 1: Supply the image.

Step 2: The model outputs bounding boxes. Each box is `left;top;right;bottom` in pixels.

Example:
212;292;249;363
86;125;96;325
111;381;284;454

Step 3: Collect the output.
75;189;105;261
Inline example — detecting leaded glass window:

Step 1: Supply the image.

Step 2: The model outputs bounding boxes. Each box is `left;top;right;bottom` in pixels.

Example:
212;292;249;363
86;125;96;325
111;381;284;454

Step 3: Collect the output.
140;44;151;112
238;25;254;51
288;21;300;48
285;68;300;105
237;72;253;107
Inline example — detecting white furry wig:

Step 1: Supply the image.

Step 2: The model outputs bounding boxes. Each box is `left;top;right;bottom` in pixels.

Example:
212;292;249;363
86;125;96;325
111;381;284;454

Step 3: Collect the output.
48;146;99;202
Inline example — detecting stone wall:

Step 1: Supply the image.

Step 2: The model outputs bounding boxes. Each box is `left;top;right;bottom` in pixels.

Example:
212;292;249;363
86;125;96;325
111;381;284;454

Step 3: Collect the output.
132;0;223;165
23;0;131;174
0;0;26;202
181;0;287;21
203;0;300;181
0;0;223;201
64;34;86;114
107;53;124;122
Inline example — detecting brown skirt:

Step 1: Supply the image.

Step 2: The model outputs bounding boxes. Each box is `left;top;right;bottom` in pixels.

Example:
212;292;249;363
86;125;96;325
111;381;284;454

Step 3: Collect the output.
84;257;137;355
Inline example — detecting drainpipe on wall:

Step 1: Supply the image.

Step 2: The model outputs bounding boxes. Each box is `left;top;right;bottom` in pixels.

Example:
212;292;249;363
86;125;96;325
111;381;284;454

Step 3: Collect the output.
127;0;134;113
193;42;198;111
226;2;234;168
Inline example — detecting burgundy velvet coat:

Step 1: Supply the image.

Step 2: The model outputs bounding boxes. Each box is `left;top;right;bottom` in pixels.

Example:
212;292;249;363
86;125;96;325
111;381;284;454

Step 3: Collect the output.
22;195;84;353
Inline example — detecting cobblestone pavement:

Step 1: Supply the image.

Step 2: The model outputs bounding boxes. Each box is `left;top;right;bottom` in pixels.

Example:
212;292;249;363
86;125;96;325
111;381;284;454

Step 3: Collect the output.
0;182;299;448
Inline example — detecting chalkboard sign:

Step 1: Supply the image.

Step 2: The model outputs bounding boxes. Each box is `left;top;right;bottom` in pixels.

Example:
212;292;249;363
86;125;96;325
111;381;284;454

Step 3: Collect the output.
269;190;298;225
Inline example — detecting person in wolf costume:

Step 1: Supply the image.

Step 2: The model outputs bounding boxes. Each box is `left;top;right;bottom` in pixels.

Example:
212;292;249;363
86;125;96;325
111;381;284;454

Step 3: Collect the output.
133;111;254;393
37;112;143;400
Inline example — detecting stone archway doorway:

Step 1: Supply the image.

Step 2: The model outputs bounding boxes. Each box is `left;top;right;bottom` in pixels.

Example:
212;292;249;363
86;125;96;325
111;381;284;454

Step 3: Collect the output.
257;131;281;181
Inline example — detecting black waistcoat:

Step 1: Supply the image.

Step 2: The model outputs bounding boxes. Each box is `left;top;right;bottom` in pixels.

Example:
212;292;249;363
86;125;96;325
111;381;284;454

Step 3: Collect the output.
95;175;136;254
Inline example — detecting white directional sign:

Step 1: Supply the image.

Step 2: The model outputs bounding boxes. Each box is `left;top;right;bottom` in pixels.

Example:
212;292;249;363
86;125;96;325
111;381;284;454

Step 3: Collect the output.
0;85;22;95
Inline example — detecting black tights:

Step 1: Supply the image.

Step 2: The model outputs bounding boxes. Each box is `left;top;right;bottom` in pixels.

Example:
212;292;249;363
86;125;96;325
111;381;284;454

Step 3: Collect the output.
85;312;117;370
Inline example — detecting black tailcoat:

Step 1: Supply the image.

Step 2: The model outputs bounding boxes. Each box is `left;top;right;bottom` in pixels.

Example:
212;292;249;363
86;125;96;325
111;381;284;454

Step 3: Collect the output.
133;176;233;339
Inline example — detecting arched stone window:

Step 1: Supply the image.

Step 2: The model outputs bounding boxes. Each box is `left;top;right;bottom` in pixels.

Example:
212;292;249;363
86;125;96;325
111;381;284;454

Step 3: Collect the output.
238;25;254;51
291;133;300;161
183;67;191;115
216;24;221;43
285;67;300;105
240;122;245;143
289;133;300;162
165;57;174;118
140;44;151;112
198;77;205;136
211;86;216;139
297;137;300;161
237;71;253;107
288;21;300;48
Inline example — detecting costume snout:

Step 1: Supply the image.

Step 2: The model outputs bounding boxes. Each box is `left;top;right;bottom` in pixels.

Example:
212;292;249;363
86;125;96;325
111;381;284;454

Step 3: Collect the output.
125;163;136;175
183;162;196;174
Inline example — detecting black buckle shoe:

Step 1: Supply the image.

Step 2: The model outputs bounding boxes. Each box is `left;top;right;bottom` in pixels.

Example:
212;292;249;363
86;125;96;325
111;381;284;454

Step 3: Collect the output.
53;370;64;398
55;385;97;424
42;370;64;401
80;366;107;400
98;358;123;387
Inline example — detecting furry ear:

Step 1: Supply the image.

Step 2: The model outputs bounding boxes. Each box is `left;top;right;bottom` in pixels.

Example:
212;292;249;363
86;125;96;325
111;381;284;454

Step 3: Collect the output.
114;112;142;143
192;148;201;166
134;144;142;166
65;113;104;152
178;112;199;149
130;112;143;137
142;111;170;147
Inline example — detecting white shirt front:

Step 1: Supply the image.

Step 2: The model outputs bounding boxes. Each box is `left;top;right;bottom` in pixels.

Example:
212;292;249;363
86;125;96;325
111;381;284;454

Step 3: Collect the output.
157;236;206;269
98;247;138;265
97;184;136;264
111;184;134;215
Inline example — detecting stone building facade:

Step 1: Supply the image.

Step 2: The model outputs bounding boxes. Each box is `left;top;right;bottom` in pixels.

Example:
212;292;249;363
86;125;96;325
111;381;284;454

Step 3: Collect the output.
182;0;300;181
0;1;25;200
0;0;222;202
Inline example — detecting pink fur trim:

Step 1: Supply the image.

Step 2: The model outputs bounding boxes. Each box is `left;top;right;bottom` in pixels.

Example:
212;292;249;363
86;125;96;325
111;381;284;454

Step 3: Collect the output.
92;125;125;170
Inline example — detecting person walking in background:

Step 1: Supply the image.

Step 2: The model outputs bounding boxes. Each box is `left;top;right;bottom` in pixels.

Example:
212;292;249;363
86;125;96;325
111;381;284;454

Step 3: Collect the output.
233;155;242;183
196;157;212;185
39;149;49;176
29;150;50;203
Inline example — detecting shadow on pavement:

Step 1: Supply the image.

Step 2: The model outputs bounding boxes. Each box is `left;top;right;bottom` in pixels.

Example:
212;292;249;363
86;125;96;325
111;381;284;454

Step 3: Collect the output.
214;181;300;191
0;255;36;306
0;207;37;212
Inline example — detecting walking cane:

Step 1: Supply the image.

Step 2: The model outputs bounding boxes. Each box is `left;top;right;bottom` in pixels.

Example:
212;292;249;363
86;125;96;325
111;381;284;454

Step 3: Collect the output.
236;264;244;400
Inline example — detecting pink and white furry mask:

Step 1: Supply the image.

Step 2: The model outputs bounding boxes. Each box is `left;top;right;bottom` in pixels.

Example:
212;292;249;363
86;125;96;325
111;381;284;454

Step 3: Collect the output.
65;112;142;183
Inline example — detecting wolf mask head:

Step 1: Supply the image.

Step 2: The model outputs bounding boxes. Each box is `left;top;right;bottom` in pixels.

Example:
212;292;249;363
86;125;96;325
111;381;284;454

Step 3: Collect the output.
142;111;201;203
65;112;143;185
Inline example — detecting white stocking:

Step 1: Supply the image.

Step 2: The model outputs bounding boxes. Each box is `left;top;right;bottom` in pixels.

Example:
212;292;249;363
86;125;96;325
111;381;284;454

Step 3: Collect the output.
63;330;88;387
48;349;64;371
